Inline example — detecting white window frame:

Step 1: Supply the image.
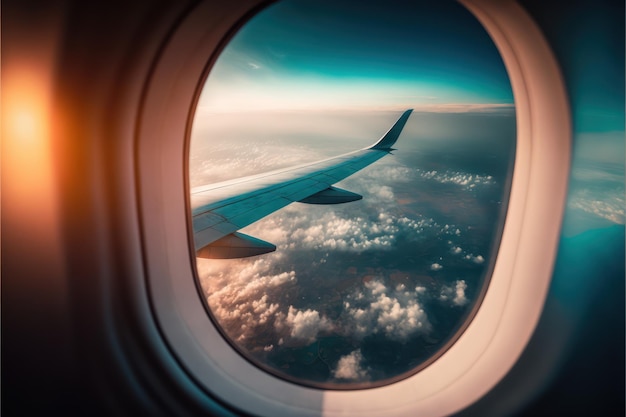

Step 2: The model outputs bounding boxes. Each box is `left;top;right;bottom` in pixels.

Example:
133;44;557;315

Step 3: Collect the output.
135;0;571;415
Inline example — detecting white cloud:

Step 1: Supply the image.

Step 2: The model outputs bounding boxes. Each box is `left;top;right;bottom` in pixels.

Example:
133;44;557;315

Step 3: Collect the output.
372;166;413;182
417;168;495;190
449;243;485;264
333;350;368;380
194;155;445;349
198;257;296;344
200;253;336;347
189;130;324;187
239;200;462;259
345;280;430;341
242;207;424;254
568;193;625;225
274;306;333;344
373;185;395;201
430;263;443;271
440;280;469;307
463;253;485;264
337;165;414;202
453;280;468;306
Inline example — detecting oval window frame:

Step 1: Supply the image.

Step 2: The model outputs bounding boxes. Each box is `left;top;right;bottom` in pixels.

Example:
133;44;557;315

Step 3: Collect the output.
136;0;571;416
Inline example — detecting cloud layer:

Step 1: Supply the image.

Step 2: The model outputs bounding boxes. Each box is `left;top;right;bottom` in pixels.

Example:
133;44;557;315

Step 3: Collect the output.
568;191;625;224
191;110;510;384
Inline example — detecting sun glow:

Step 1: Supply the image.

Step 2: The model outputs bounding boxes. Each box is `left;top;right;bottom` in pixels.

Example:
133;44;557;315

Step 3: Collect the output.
3;65;56;218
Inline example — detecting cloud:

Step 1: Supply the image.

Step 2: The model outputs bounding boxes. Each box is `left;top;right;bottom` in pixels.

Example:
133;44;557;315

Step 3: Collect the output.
191;109;496;366
440;280;469;307
238;196;468;262
200;255;335;347
448;243;485;264
463;254;484;264
340;165;414;200
565;154;624;227
373;185;395;201
274;306;333;344
333;350;369;380
194;148;456;350
472;255;485;264
198;256;297;344
370;166;414;182
243;207;413;253
344;279;431;341
568;192;625;225
189;134;324;187
416;168;495;190
430;263;443;271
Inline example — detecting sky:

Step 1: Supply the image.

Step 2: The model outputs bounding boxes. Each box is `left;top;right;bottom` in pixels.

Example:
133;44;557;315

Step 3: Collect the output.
197;0;513;113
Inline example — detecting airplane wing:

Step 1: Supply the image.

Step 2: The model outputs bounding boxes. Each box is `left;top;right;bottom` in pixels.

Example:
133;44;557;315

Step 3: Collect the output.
191;109;413;259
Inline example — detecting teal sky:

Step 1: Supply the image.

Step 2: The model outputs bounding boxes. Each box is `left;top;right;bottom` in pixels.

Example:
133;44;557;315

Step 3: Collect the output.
199;0;514;112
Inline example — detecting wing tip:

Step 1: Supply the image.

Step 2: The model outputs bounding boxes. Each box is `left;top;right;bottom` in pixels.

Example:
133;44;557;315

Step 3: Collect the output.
369;109;413;150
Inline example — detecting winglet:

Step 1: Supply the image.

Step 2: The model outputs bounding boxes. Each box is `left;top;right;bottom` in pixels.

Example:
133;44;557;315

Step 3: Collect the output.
369;109;413;150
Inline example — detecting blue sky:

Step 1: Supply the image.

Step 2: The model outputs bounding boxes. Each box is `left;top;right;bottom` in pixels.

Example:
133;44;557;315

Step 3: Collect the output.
198;0;513;112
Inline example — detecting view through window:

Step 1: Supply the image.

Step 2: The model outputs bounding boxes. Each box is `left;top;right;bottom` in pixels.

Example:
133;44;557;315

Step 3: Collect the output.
189;0;515;387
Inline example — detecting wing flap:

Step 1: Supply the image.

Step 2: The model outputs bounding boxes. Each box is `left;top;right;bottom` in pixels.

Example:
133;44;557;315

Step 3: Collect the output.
299;186;362;204
194;221;238;249
192;211;226;231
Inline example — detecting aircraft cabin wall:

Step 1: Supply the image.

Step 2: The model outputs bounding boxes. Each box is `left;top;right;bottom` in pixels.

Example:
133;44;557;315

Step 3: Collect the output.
2;0;623;416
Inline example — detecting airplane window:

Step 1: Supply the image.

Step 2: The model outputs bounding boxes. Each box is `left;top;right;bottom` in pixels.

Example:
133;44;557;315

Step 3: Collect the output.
189;0;515;388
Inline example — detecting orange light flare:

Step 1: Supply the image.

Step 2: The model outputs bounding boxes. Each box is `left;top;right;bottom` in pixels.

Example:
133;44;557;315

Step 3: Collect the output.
2;3;71;310
3;65;57;222
11;105;41;142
